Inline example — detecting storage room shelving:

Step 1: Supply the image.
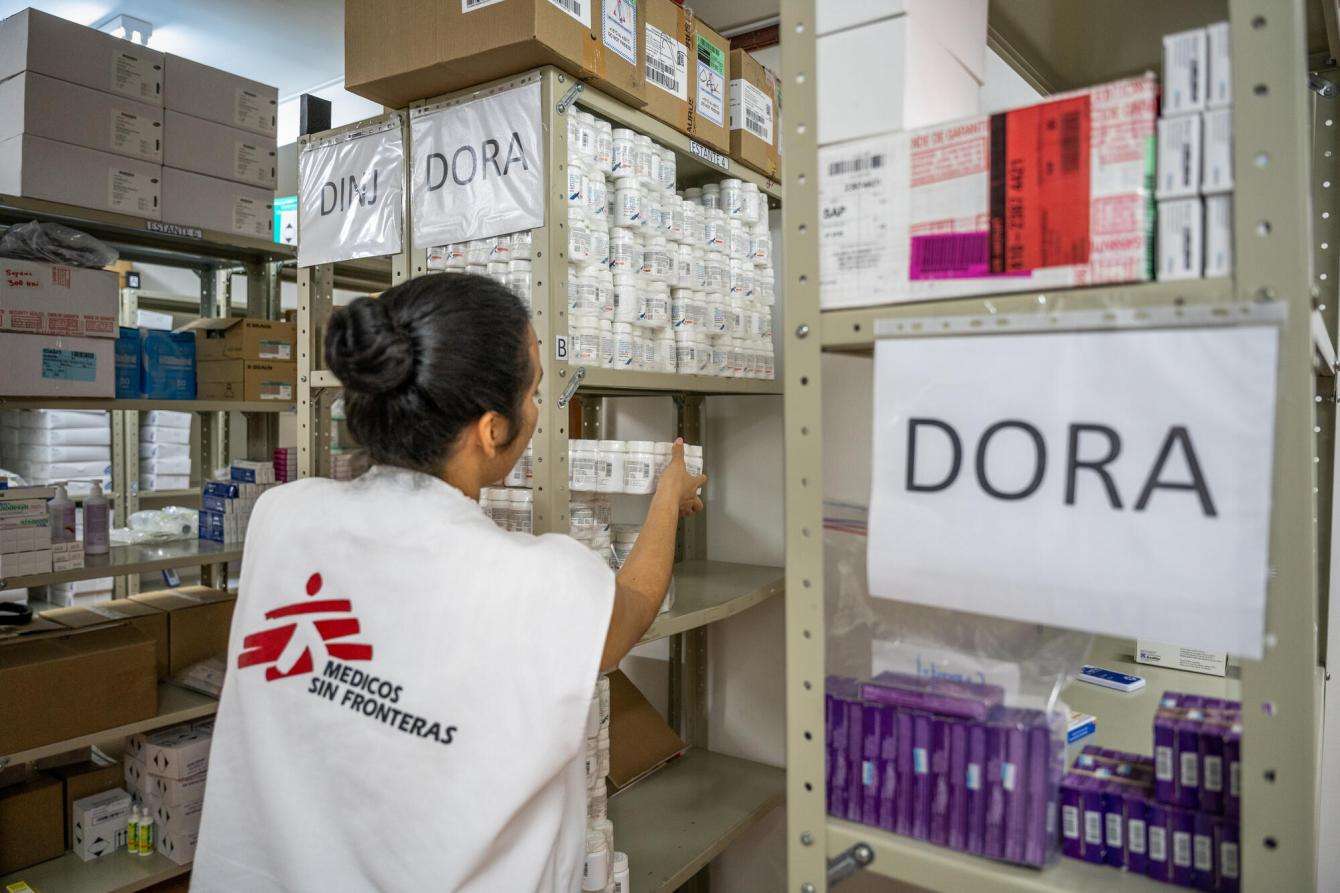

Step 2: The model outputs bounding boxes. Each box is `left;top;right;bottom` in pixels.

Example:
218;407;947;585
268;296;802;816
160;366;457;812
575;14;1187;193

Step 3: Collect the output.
297;65;784;892
781;0;1329;890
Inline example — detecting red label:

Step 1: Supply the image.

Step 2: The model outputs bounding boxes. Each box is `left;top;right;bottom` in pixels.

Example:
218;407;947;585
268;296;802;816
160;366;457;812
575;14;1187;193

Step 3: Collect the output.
990;95;1092;274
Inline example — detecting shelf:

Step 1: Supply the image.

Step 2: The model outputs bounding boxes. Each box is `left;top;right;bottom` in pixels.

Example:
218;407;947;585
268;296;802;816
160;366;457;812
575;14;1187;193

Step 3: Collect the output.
1062;636;1240;756
75;490;200;505
0;538;241;589
573;79;781;201
641;560;782;643
820;278;1237;351
608;748;784;893
2;682;216;768
0;193;293;267
0;849;190;893
577;367;781;396
310;370;341;389
827;816;1167;893
0;398;294;413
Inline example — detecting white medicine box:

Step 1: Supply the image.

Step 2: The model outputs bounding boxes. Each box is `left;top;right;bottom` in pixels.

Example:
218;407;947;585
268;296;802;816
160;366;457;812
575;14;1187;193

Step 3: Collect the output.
1204;194;1233;279
72;788;132;861
1201;107;1233;194
139;723;213;780
1206;21;1232;109
1162;26;1208;115
1157;198;1204;281
1156;114;1202;199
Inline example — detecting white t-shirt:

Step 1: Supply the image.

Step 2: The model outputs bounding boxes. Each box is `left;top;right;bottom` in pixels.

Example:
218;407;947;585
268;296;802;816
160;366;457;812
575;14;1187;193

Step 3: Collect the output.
192;466;615;892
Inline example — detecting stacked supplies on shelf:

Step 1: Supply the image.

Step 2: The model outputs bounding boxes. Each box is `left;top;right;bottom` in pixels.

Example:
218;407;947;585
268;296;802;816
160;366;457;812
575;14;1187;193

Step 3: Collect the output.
273;447;296;483
1060;694;1241;890
125;718;213;865
198;461;277;544
583;674;629;893
44;577;114;608
0;410;110;495
140;410;193;492
826;672;1063;868
0;483;54;579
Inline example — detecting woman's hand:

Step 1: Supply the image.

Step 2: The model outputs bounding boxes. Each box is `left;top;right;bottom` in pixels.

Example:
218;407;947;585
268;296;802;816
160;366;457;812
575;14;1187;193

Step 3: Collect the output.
657;438;708;519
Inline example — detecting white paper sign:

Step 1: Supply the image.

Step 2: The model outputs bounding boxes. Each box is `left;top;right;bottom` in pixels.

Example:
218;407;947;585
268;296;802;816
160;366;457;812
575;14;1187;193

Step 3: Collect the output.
868;322;1280;658
411;81;544;248
298;115;404;268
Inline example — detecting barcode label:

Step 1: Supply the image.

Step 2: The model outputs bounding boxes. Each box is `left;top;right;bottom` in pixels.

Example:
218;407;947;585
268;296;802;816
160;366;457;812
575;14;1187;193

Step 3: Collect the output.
1220;842;1239;878
1173;831;1192;867
1150;826;1168;861
461;0;505;10
648;58;678;92
645;24;687;100
1156;746;1174;781
547;0;589;26
1194;834;1212;871
1203;755;1223;791
1105;813;1123;848
1062;805;1079;839
1084;811;1102;844
1128;818;1147;854
1229;761;1240;797
1180;751;1199;788
828;154;883;176
1060;111;1082;172
910;232;990;278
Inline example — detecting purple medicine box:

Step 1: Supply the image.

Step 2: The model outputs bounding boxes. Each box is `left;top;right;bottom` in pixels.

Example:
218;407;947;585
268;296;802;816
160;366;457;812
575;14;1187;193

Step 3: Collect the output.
947;720;969;851
895;710;915;836
845;700;866;822
966;721;987;855
1078;775;1108;864
1169;805;1197;887
1224;722;1242;819
1059;775;1085;860
1123;791;1150;874
1192;810;1217;891
1154;694;1180;804
995;708;1033;864
911;712;933;840
877;707;899;830
929;717;952;846
863;671;1005;721
1175;708;1205;809
983;719;1007;860
1199;716;1228;815
1022;717;1055;867
1145;801;1172;882
1215;817;1240;893
862;705;894;826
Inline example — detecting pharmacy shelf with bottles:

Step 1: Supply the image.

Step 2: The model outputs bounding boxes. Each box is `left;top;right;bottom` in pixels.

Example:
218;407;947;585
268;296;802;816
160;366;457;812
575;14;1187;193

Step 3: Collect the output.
780;2;1330;892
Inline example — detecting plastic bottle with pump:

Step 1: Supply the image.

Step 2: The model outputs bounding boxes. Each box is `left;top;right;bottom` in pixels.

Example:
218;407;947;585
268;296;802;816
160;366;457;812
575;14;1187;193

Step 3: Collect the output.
48;483;76;543
83;480;109;555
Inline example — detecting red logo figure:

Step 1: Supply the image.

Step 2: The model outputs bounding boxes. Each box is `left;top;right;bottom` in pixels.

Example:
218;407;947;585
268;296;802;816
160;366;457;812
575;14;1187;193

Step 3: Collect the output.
237;572;373;681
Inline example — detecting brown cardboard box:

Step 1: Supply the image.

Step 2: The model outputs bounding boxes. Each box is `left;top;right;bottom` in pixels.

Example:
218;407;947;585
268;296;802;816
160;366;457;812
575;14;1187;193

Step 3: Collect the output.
642;0;690;133
0;774;64;874
728;49;780;178
606;669;686;791
181;317;295;362
688;17;730;153
129;586;235;675
44;756;123;848
345;0;646;109
196;359;296;403
0;625;157;757
42;598;171;680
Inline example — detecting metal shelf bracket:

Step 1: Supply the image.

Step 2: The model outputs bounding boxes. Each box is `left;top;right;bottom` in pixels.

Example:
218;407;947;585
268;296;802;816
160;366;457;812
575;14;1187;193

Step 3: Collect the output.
827;843;875;887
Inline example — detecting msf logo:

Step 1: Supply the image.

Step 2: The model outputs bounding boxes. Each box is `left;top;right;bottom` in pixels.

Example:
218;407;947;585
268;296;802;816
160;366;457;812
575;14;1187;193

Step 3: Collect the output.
237;573;373;682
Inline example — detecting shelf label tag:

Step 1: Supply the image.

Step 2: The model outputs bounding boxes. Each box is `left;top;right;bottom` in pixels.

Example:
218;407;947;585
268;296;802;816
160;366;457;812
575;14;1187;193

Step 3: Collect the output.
299;115;405;268
688;140;729;172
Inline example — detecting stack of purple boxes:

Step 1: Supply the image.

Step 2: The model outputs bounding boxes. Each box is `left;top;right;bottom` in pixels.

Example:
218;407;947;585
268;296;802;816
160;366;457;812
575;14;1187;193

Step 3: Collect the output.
825;673;1062;868
1059;692;1241;890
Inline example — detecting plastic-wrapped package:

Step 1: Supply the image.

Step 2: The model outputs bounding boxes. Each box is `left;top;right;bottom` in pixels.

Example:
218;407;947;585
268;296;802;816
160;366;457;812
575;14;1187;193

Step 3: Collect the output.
824;502;1086;869
112;506;198;543
0;221;119;268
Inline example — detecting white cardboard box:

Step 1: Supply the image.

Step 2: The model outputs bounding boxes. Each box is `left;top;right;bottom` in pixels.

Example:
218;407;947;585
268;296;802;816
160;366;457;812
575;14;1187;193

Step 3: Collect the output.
1206;21;1232;109
153;795;205;835
140;723;212;780
1205;194;1233;278
0;546;51;576
0;134;161;219
0;71;162;163
157;825;199;865
0;331;116;398
817;15;980;145
0;8;163;105
0;258;119;339
163;53;277;138
1156;114;1202;199
1136;640;1229;676
71;788;132;861
164;110;276;189
146;770;207;808
1201;107;1233;194
1162;27;1208;115
1157;197;1204;281
0;515;50;554
161;167;273;240
815;0;987;80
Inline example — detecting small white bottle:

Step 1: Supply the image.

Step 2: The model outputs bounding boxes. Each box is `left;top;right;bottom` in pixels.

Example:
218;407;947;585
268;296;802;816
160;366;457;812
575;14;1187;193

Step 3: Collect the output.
596;441;626;493
669;195;686;244
590;223;611;270
576;111;596;159
741;180;761;224
684;444;704;477
48;483;76;543
594;120;614;173
512;489;534;534
634;134;654;181
674;331;698;374
611;128;635;177
590;268;615;322
83;480;109;555
721;178;744;218
571;440;599;491
705;209;727;251
567;158;586;206
614;182;641;228
624;442;656;494
127;806;140;854
137;806;154;857
729;217;750;260
583;830;610;891
654;442;674;482
613;323;636;368
640;283;670;329
587;173;608;224
611;852;630;893
658;333;677;372
568;207;592;263
487;260;509;287
660;147;677;192
610;226;638;271
700;182;721;209
598;319;616;369
511;229;533;261
647;142;662;190
573;321;600;367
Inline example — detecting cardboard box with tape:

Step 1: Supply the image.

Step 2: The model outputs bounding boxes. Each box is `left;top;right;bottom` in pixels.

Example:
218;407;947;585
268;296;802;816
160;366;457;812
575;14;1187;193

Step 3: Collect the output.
42;597;171;679
129;585;236;674
182;317;296;362
728;48;779;178
641;0;729;151
196;358;296;402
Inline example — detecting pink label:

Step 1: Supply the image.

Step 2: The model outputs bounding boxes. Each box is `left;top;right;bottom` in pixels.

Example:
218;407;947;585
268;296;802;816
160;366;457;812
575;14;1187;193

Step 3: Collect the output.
909;232;991;280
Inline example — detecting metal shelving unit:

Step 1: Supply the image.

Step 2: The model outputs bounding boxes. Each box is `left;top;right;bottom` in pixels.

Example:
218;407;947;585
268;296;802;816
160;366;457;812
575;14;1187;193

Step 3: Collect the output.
0;539;245;591
296;66;785;890
0;848;191;893
0;399;293;413
782;1;1328;890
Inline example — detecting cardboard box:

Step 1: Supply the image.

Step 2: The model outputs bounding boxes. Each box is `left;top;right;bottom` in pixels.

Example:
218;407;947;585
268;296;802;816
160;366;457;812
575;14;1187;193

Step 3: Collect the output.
140;328;196;400
1204;194;1233;279
0;773;64;873
0;546;52;576
1206;21;1231;109
45;755;124;848
0;134;161;218
197;359;296;402
0;624;157;756
0;331;116;398
607;669;686;791
42;597;170;679
164;110;277;189
728;49;779;178
181;317;296;362
146;768;207;808
0;71;162;163
0;8;164;105
0;514;50;554
345;0;646;110
139;724;211;781
157;824;199;865
688;17;729;152
71;787;131;860
163;53;277;138
1136;641;1229;676
642;0;690;133
161;167;273;240
130;586;235;675
1163;27;1207;115
1156;115;1201;199
0;258;119;340
1201;107;1232;195
1158;198;1204;281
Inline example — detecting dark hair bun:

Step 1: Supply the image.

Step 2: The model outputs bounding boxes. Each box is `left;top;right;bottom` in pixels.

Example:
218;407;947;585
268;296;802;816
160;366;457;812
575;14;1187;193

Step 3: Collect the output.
325;296;415;395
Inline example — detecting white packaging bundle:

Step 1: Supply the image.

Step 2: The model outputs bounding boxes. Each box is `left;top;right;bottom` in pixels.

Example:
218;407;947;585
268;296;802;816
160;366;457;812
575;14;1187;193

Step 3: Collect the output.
144;410;192;429
140;442;191;460
18;460;109;481
16;410;107;430
142;473;191;491
140;426;191;445
13;444;110;463
141;456;191;475
14;426;111;447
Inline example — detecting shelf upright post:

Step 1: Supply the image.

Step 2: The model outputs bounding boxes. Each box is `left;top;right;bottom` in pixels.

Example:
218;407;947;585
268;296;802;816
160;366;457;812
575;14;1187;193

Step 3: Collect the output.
197;266;230;588
112;286;141;597
1231;1;1322;887
244;260;283;461
779;0;828;890
297;264;334;480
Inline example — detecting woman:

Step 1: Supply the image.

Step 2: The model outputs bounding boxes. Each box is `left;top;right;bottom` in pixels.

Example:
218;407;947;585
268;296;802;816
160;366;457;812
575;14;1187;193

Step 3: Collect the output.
192;273;705;891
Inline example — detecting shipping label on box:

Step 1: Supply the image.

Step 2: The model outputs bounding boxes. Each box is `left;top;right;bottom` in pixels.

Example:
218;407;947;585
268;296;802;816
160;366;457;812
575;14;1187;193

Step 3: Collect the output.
694;33;726;128
0;259;118;338
645;20;688;102
603;0;638;66
819;74;1157;309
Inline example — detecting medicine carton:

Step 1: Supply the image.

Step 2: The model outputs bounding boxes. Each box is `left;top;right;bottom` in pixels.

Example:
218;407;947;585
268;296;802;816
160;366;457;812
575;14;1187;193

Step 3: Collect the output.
139;723;212;780
0;514;51;554
1201;108;1233;195
0;258;119;340
71;788;131;860
116;326;141;397
1157;198;1205;281
1156;115;1202;199
1204;195;1233;279
157;824;199;865
1206;21;1232;109
1136;641;1229;677
1162;27;1208;115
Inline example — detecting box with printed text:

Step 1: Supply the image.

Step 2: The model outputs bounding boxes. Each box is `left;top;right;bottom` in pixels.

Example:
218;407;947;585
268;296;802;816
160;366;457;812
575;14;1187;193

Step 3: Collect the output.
0;259;119;340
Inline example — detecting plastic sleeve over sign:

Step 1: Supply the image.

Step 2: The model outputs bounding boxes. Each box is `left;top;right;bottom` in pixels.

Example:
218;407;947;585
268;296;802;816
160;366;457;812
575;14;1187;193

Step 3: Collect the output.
297;116;405;268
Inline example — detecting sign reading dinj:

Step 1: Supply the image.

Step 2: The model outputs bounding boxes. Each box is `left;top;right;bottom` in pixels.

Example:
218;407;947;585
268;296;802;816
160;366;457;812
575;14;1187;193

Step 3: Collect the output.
298;115;405;267
867;321;1280;658
410;81;544;247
